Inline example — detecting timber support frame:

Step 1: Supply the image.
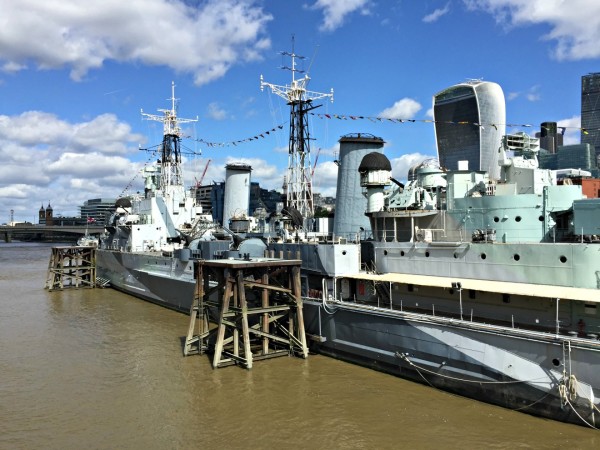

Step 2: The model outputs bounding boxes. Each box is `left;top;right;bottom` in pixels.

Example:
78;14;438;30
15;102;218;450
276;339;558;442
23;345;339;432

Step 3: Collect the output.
184;257;308;369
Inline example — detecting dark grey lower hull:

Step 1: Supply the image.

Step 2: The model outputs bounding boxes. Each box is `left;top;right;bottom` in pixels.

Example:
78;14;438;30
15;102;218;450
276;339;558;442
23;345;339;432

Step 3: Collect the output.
302;300;600;428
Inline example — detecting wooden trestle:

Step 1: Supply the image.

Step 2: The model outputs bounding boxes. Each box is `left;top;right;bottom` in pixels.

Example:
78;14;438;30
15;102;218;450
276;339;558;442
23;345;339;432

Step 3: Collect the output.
45;246;96;290
184;257;308;369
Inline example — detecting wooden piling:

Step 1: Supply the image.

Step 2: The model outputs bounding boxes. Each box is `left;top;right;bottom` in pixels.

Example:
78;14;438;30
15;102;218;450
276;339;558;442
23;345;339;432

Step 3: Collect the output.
183;256;308;368
45;246;96;290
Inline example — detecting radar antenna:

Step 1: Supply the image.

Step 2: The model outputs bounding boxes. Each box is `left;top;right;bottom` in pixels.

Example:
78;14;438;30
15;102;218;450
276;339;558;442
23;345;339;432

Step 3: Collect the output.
141;81;198;192
260;40;333;219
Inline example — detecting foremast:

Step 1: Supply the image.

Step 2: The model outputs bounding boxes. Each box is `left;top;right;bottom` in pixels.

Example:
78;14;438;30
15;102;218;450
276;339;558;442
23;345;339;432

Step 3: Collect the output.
260;45;333;220
141;81;198;200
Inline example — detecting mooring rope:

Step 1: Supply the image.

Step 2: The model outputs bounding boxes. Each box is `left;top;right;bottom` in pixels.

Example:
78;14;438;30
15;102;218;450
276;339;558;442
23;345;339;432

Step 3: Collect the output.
561;392;598;430
400;352;599;427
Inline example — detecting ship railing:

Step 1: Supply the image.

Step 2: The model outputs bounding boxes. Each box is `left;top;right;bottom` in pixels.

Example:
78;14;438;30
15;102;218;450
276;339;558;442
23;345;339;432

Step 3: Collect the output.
360;261;377;273
328;298;600;346
329;232;361;244
486;183;496;196
331;293;600;344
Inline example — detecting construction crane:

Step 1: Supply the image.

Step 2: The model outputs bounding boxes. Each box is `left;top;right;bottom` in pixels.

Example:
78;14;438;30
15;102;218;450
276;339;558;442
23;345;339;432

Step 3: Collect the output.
195;159;211;188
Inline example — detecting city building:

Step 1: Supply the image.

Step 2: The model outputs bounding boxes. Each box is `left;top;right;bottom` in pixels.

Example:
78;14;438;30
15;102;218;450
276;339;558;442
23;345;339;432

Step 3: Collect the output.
535;122;563;154
79;198;116;224
38;203;53;225
192;185;213;214
538;143;598;177
433;80;506;179
581;73;600;164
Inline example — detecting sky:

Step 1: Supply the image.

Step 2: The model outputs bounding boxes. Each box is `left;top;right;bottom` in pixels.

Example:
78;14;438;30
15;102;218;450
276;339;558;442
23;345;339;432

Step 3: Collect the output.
1;0;600;222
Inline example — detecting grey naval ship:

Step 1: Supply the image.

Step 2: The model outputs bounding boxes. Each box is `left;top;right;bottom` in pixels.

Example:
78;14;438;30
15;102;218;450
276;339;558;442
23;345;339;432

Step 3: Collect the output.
97;82;600;428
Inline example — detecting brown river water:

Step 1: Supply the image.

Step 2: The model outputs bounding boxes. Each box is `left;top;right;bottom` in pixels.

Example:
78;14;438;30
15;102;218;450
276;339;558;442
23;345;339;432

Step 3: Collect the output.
1;242;599;449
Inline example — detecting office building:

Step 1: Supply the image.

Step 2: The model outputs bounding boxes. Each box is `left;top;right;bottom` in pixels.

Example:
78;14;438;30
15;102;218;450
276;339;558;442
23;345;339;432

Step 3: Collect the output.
581;73;600;163
536;122;563;154
79;198;116;223
433;80;506;179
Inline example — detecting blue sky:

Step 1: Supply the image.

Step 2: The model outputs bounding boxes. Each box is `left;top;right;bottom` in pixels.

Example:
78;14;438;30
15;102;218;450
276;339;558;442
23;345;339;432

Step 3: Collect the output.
1;0;599;222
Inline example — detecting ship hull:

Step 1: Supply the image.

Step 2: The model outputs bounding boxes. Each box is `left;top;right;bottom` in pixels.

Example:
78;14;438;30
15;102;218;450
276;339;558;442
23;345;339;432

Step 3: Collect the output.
96;245;600;427
303;300;600;428
96;249;196;313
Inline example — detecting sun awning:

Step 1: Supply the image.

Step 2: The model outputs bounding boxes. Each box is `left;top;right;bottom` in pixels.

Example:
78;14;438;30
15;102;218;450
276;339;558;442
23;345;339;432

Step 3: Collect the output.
340;272;600;303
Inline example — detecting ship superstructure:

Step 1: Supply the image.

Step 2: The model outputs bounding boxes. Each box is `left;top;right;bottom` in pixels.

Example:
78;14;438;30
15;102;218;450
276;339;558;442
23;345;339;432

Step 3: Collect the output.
96;83;226;310
103;82;213;254
296;130;600;428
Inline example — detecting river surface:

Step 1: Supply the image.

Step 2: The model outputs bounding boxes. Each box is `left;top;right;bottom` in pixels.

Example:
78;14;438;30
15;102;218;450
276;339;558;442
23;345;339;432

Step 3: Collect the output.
1;242;599;449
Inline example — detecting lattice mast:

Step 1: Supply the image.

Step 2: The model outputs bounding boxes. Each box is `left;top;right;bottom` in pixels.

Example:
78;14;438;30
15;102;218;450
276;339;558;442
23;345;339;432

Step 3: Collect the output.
260;46;333;219
141;81;198;195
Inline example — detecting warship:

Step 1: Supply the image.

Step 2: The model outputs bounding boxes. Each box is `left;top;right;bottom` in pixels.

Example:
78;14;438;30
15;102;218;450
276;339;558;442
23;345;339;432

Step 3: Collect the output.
295;131;600;428
96;82;230;311
96;79;600;427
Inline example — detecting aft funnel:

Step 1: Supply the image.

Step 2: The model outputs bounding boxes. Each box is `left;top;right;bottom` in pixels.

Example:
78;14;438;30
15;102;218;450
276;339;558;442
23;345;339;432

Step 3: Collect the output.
223;163;252;229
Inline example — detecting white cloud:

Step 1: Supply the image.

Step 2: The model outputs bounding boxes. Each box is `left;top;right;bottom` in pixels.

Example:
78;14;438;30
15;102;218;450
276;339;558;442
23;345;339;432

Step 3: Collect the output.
47;152;132;177
0;111;143;154
309;0;371;32
207;102;228;121
557;115;581;145
525;85;541;102
423;3;451;23
378;98;422;119
391;152;435;182
0;111;144;220
224;156;282;190
463;0;600;60
505;85;541;102
0;0;272;85
311;160;339;197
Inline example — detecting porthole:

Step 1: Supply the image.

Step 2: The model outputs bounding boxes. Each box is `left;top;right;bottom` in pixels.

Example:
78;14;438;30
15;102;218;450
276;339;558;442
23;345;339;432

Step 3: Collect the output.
515;216;522;222
400;251;405;256
453;252;458;259
493;216;500;223
538;215;544;222
342;250;347;255
560;255;567;263
552;358;561;367
383;250;388;256
480;253;487;260
425;251;430;257
513;254;520;261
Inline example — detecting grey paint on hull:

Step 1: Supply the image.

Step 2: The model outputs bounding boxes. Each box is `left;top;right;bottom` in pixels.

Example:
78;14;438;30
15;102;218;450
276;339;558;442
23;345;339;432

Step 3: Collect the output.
302;301;600;427
96;249;195;313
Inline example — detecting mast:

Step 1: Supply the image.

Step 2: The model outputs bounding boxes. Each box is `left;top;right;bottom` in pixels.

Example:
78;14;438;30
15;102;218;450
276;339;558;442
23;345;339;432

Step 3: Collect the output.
141;81;198;194
260;42;333;220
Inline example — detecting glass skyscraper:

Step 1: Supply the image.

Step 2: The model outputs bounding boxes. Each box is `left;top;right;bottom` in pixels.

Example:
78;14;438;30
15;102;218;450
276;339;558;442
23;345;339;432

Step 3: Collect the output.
433;80;506;179
581;73;600;165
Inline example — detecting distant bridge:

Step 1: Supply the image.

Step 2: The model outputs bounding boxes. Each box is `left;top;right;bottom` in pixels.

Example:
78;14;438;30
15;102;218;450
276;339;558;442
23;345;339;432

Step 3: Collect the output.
0;225;105;243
